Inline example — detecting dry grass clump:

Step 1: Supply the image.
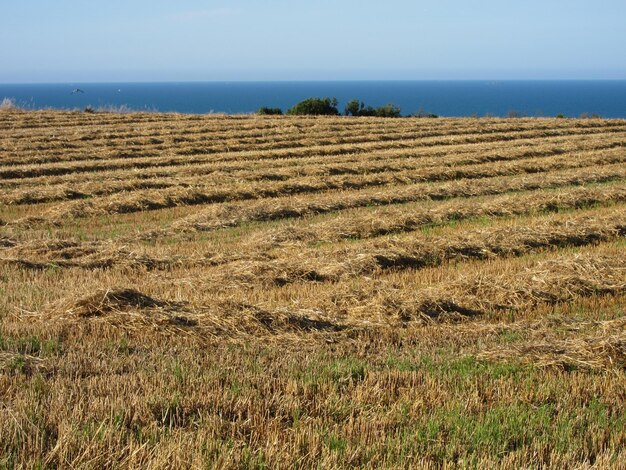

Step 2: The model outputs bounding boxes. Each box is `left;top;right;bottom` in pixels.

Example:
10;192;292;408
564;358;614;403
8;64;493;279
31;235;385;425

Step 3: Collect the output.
0;237;17;248
36;289;352;341
301;251;626;326
200;301;351;338
60;288;173;317
449;253;626;314
509;253;626;300
479;318;626;370
36;288;203;339
0;239;177;270
0;352;47;375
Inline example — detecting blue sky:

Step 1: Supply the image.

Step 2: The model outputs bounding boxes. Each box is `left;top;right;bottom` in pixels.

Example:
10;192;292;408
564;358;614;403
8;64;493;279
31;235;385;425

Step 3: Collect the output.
1;0;625;82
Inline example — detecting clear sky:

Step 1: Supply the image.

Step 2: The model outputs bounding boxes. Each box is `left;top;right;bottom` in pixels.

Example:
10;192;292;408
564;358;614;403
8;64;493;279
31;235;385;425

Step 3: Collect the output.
2;0;625;83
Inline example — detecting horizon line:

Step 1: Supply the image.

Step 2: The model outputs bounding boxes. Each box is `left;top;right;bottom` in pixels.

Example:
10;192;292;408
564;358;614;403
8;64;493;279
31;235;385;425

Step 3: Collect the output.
3;78;626;86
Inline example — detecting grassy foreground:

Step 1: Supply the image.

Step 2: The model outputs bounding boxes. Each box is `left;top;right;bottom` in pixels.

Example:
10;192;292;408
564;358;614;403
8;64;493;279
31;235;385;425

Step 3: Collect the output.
1;110;625;468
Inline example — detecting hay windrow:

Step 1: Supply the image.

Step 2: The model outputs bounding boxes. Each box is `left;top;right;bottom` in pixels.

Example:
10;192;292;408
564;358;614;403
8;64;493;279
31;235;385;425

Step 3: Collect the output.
305;251;626;325
241;184;626;250
31;251;626;340
36;289;355;340
163;164;626;237
59;288;175;318
15;183;625;273
0;239;180;270
207;210;626;287
9;147;626;225
4;122;625;177
3;136;624;206
31;288;206;340
478;318;626;370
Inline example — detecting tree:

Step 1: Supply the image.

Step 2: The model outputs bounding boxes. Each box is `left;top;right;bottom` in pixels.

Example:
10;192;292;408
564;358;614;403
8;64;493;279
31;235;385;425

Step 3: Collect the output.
374;103;402;118
257;107;283;115
345;99;363;116
286;97;339;116
345;99;402;117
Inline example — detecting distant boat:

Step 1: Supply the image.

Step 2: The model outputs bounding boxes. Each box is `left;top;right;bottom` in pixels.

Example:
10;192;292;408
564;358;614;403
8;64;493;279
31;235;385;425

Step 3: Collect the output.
71;88;85;94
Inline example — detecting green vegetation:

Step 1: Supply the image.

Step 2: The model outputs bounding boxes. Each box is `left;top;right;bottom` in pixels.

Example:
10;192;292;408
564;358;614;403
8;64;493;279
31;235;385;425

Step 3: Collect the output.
286;97;339;116
256;106;283;116
344;99;402;117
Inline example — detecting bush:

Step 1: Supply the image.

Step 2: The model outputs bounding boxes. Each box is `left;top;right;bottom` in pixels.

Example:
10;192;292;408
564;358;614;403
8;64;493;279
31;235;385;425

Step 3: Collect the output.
257;107;283;116
287;97;339;116
345;99;364;117
345;99;401;117
555;114;565;119
345;100;377;117
374;103;402;118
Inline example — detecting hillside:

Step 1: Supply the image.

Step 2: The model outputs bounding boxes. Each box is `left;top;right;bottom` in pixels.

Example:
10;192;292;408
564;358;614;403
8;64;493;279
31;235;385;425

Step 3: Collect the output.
1;110;625;468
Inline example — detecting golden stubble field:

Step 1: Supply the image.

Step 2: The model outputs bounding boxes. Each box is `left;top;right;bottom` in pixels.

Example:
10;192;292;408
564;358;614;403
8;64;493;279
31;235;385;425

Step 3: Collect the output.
1;110;625;468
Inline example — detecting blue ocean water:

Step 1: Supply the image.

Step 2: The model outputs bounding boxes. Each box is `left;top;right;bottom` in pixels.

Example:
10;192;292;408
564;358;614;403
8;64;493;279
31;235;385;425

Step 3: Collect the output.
1;81;626;118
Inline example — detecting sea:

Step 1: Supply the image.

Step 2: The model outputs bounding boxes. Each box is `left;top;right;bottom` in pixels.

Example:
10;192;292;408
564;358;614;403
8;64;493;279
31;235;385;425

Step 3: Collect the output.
2;81;626;118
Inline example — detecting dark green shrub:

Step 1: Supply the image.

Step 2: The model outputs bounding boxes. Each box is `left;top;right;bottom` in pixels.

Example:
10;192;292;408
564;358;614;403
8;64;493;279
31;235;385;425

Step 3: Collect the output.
374;103;402;118
345;99;401;117
257;107;283;115
345;99;363;116
556;114;565;119
287;97;339;116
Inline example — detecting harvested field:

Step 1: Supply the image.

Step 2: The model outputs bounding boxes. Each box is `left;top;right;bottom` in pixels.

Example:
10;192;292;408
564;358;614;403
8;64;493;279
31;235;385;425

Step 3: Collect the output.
1;110;625;468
